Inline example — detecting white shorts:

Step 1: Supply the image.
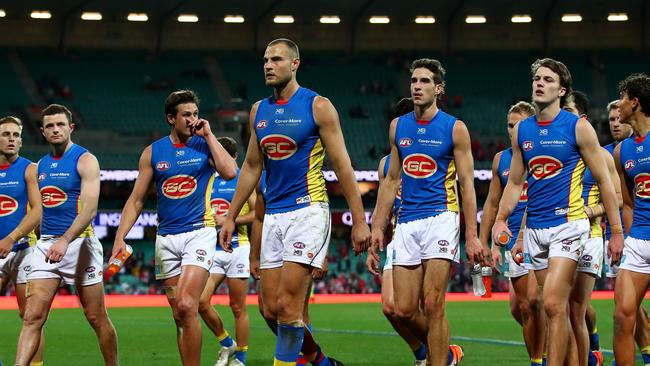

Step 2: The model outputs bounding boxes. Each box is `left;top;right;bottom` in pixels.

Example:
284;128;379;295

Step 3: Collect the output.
504;250;528;278
28;236;104;286
155;227;217;280
523;219;589;271
383;241;394;271
260;203;330;270
0;247;32;285
392;211;460;266
577;236;604;277
210;245;250;278
604;239;620;278
619;236;650;274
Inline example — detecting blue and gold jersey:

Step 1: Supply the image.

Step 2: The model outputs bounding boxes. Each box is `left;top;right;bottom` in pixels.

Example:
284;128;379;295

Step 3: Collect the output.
212;169;249;250
0;157;36;249
497;148;528;249
581;166;603;238
395;110;458;224
620;135;650;240
517;110;587;229
38;144;93;237
151;136;216;235
255;87;328;214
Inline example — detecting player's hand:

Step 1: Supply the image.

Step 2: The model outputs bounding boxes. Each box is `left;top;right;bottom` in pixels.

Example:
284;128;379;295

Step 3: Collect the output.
351;222;371;255
370;227;385;254
46;237;70;263
109;238;128;265
608;233;624;265
188;118;212;137
0;236;13;259
312;257;328;280
465;235;488;266
214;215;227;227
491;245;503;274
219;218;235;253
249;256;261;280
511;237;524;266
366;243;381;276
491;220;513;247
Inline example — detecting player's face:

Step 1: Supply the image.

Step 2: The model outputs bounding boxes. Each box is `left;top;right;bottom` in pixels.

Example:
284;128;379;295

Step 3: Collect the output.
168;103;199;137
608;107;631;141
410;68;441;106
563;98;580;117
618;91;637;125
0;123;22;157
506;112;525;141
41;113;73;146
263;44;297;87
532;66;566;106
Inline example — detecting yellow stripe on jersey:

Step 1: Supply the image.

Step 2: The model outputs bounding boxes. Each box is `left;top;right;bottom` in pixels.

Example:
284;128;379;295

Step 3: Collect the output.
203;174;216;228
76;196;94;237
445;160;459;212
25;204;37;246
306;138;328;204
236;202;250;245
567;159;587;222
273;359;296;366
587;184;603;237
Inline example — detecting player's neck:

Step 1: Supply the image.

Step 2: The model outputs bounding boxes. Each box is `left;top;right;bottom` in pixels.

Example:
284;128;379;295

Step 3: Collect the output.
169;131;191;145
50;140;73;158
615;130;633;143
631;114;650;139
0;153;18;166
273;80;299;102
414;102;438;121
536;103;561;122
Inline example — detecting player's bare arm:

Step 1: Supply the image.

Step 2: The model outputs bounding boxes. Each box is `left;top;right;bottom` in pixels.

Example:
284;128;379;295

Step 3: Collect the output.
189;117;237;180
367;156;388;275
480;151;504;267
453;120;488;265
585;148;623;220
615;143;635;253
314;95;371;254
46;153;100;263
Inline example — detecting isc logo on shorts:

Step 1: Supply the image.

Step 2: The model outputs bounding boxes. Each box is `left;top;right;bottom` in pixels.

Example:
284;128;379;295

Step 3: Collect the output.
634;173;650;198
260;134;297;160
519;181;529;202
529;155;562;180
0;194;18;216
40;186;68;208
162;175;197;199
402;153;437;179
211;198;230;216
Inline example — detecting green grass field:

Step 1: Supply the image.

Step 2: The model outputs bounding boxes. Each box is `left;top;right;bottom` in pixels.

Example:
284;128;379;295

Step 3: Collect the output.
0;299;646;365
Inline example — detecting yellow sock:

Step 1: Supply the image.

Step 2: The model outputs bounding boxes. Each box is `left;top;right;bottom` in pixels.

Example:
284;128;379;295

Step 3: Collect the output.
591;325;598;335
217;330;230;341
531;358;543;364
274;358;296;366
642;345;650;354
30;362;44;366
236;345;249;352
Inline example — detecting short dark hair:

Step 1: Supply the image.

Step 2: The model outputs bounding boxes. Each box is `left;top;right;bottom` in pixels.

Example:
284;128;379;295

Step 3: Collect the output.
393;98;414;118
0;116;23;129
531;58;573;107
217;136;238;158
41;104;72;126
165;90;199;118
410;58;446;86
267;38;300;59
566;90;589;116
508;101;536;118
618;73;650;117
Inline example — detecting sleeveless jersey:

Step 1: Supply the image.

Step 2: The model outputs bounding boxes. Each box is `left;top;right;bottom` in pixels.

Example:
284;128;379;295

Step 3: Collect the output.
517;110;587;229
211;169;249;250
0;157;36;250
254;87;328;214
619;135;650;240
497;148;528;249
38;144;93;237
151;136;216;236
381;154;401;221
603;142;624;240
581;166;603;238
395;110;459;224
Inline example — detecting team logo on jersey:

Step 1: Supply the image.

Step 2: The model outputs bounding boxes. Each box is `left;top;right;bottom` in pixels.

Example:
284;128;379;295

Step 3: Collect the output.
638;146;644;153
50;162;58;168
260;134;297;160
0;195;18;216
161;175;197;199
502;169;510;177
256;120;268;129
417;128;426;135
634;173;650;198
522;141;534;151
156;161;170;171
625;160;636;171
519;181;529;202
210;198;230;216
40;186;68;208
403;154;437;179
399;138;413;147
529;156;562;180
275;108;284;115
38;173;46;182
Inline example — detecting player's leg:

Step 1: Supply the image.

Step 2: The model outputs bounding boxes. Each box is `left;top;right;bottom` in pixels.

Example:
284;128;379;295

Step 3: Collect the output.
421;259;452;366
614;269;650;365
634;307;650;364
585;304;600;351
512;273;540;362
174;265;211;366
528;270;548;365
15;279;59;365
509;280;523;325
260;267;282;334
199;272;236;366
569;272;597;366
226;245;251;366
77;282;119;366
15;283;45;365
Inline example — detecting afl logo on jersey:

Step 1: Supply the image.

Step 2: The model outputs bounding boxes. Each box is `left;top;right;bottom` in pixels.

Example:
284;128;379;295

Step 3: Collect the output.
260;134;297;160
519;181;529;202
38;173;46;182
625;160;636;171
0;194;18;216
529;156;562;180
211;198;230;216
403;154;437;179
162;175;197;199
522;141;534;151
634;173;650;198
502;169;510;177
156;161;170;171
40;186;68;208
256;120;268;129
399;138;413;147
